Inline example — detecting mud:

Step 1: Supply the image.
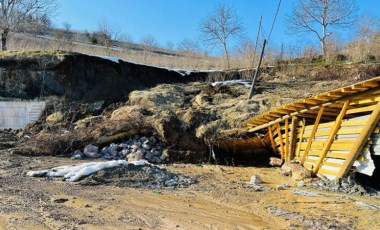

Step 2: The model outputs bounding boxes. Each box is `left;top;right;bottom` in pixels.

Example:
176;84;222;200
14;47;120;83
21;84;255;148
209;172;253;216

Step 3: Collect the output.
0;150;380;229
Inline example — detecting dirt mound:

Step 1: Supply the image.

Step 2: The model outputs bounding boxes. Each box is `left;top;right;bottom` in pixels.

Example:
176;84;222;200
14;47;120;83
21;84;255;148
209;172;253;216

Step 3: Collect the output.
14;74;371;163
79;165;196;188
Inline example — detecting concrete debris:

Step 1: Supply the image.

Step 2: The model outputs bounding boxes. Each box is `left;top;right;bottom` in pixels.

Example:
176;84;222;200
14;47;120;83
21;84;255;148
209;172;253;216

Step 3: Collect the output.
354;201;380;211
266;206;354;230
276;183;291;191
83;144;100;158
70;135;167;164
292;190;323;197
79;164;196;189
27;159;196;188
269;157;283;167
311;175;379;196
253;185;270;192
250;175;262;185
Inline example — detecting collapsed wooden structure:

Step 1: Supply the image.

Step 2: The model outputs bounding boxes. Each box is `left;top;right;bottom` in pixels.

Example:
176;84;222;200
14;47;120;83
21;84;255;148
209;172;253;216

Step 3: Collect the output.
246;77;380;180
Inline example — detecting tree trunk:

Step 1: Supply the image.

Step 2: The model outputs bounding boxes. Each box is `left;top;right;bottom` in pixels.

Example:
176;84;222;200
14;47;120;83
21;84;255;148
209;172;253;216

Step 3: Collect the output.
321;24;326;57
223;43;230;69
1;32;8;51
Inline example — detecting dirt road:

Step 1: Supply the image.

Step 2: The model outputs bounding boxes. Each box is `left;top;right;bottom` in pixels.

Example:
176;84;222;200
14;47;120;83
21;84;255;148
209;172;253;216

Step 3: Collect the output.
0;151;379;229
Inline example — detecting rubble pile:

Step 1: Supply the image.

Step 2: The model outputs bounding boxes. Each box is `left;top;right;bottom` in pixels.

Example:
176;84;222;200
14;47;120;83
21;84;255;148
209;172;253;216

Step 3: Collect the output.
311;175;379;196
27;159;196;188
70;135;168;164
80;164;196;188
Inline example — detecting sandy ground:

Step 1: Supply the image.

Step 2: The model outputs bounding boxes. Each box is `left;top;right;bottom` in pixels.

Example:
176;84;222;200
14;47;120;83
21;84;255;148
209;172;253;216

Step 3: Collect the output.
0;151;379;230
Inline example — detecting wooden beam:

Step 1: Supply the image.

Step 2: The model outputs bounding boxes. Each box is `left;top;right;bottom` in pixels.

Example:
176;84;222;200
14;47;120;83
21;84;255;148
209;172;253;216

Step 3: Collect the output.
276;123;285;160
268;126;276;152
312;101;350;175
337;100;380;178
295;119;306;159
301;107;324;164
289;116;299;162
285;118;289;162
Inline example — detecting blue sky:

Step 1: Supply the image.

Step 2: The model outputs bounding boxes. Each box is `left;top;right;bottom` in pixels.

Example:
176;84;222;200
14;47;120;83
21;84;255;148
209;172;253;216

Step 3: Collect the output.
53;0;380;55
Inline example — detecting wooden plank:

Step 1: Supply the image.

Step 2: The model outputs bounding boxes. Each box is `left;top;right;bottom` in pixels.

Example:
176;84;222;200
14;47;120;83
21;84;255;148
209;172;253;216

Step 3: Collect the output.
301;128;364;138
302;119;367;131
304;158;343;168
296;119;306;159
313;100;350;175
317;168;340;177
289;116;299;161
337;100;380;178
305;109;340;117
276;123;285;160
325;152;350;159
346;105;376;115
350;96;380;105
301;107;324;164
285;118;290;162
268;126;276;152
299;140;356;151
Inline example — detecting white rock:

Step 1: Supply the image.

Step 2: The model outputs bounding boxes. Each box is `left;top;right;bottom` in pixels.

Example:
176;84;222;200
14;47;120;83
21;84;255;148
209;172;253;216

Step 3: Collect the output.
142;143;151;150
250;175;262;185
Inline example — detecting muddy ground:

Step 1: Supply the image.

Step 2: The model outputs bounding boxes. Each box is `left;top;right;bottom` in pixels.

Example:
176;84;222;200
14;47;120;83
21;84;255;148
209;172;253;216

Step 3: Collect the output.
0;149;380;230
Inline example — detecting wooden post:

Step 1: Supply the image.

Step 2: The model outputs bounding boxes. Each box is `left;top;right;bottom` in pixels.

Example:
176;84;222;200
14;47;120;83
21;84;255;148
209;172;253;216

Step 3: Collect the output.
337;100;380;178
248;39;267;100
252;15;262;67
285;118;289;162
268;126;276;152
289;116;299;162
301;107;324;164
312;101;350;175
276;123;285;160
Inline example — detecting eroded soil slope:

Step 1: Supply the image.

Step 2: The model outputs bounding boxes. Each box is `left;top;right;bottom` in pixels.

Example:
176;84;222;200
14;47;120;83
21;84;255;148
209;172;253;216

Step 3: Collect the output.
14;77;359;163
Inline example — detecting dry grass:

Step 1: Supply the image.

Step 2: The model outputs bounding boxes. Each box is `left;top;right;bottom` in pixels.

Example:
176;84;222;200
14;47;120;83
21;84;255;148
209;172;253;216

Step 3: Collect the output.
8;33;269;70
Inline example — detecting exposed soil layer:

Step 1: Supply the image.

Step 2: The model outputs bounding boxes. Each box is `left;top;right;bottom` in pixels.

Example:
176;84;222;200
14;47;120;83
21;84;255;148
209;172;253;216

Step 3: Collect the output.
13;78;361;163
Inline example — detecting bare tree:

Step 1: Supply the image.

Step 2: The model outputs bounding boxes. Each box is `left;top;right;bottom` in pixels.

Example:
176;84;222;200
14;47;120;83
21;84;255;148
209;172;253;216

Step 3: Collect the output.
54;22;73;50
140;35;159;49
201;4;244;69
234;37;256;67
0;0;58;50
177;38;201;54
346;15;380;62
165;41;175;50
97;17;120;48
287;0;357;57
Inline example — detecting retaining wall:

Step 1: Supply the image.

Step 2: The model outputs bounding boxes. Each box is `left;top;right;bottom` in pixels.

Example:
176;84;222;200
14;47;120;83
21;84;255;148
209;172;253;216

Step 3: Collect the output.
0;101;45;129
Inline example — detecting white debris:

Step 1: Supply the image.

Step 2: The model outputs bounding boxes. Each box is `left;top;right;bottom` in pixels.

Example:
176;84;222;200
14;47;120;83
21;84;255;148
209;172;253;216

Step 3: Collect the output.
27;160;149;182
354;201;380;210
250;175;262;185
292;190;323;197
211;80;252;88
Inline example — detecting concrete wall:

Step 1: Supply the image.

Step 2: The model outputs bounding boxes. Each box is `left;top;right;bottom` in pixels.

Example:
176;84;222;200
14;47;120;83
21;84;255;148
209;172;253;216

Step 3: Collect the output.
0;101;46;129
